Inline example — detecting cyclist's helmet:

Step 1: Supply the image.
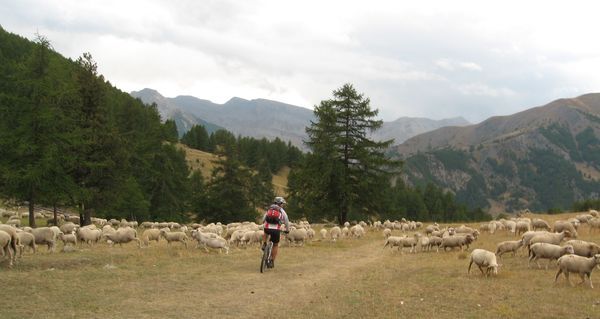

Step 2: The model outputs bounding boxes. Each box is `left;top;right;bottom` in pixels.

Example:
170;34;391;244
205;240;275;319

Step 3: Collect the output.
274;196;286;205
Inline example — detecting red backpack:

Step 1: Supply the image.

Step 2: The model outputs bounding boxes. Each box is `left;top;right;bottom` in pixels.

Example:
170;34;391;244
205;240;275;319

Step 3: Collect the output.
265;207;282;224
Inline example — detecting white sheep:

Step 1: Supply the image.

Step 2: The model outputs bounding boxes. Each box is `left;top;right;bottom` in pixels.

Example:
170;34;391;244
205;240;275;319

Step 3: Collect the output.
341;226;349;237
27;227;57;252
349;225;365;238
531;219;551;231
588;218;600;234
528;230;572;253
319;228;328;240
383;234;421;253
495;239;524;258
16;231;36;256
564;240;600;258
515;221;531;236
0;230;14;266
440;234;475;252
330;226;341;242
103;227;141;248
0;225;19;263
426;236;443;252
286;228;308;246
194;231;229;254
528;243;574;269
468;249;499;277
553;221;578;238
160;230;188;248
554;254;600;288
59;222;79;235
58;232;78;249
142;229;162;247
383;228;392;239
76;227;102;246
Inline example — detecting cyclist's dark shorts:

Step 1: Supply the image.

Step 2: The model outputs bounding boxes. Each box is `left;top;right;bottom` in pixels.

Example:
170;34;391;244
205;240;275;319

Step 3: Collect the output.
264;228;281;244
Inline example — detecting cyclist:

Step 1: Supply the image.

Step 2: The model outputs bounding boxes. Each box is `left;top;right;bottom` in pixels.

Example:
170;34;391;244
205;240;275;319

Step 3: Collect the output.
261;196;290;268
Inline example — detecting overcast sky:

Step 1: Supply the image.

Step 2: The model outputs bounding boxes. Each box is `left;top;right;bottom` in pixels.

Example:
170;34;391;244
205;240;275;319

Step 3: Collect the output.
2;0;600;123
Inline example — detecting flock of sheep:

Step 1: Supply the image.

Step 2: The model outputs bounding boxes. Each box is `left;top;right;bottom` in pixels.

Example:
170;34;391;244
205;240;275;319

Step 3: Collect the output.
2;208;600;289
379;210;600;288
0;208;350;268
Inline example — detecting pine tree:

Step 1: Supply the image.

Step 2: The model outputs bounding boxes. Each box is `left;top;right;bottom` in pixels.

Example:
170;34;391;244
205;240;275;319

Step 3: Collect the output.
204;144;255;223
0;34;75;227
290;84;401;224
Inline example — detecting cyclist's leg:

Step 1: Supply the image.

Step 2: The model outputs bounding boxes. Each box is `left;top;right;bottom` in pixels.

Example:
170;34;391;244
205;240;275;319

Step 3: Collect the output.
270;230;281;263
261;230;268;250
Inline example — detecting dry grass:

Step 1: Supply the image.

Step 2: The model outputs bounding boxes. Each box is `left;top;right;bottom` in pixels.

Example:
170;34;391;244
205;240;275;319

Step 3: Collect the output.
1;212;600;318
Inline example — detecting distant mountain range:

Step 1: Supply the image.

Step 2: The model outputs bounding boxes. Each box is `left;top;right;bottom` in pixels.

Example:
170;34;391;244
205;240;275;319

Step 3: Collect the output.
392;93;600;214
130;88;470;148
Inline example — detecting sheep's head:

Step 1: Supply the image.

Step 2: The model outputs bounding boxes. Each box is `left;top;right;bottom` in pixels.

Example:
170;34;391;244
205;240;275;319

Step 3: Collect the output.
564;245;575;255
488;264;498;276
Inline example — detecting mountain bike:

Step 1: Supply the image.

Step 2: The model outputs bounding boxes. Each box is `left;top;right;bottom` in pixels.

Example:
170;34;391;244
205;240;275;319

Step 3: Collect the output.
260;230;288;273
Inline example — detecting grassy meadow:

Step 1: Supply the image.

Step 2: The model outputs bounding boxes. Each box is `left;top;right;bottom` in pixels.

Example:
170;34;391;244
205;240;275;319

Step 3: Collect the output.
1;212;600;319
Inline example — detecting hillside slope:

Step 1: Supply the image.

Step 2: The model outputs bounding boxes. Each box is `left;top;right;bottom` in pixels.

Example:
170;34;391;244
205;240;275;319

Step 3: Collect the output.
392;94;600;213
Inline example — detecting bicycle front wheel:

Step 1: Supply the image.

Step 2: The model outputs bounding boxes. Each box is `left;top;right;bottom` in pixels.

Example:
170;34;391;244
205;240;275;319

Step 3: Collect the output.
260;246;269;273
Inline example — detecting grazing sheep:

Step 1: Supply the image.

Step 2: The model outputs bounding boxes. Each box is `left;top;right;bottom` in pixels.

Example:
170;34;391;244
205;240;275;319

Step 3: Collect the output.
58;232;78;250
59;222;79;235
589;210;599;217
383;235;407;250
0;225;20;263
286;228;308;246
341;226;349;237
528;243;574;269
27;227;57;252
515;221;531;236
330;226;341;242
426;236;443;252
456;225;478;238
193;231;229;254
588;218;600;234
0;230;14;266
504;220;517;235
440;234;475;252
320;228;328;240
468;249;499;277
554;254;600;288
521;230;549;246
142;229;162;247
383;228;392;239
16;231;36;256
575;214;594;224
383;234;421;253
350;225;365;238
103;227;141;248
160;230;188;248
553;221;578;238
564;240;600;258
76;227;102;246
532;219;551;231
496;239;524;258
529;230;572;252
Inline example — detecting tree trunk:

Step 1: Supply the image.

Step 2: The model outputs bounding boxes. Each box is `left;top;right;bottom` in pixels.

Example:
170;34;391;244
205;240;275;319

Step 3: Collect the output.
83;208;92;226
53;203;58;226
28;200;36;228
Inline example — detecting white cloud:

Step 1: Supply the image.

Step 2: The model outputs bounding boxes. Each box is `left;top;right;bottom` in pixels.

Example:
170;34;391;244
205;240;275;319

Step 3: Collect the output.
2;0;600;122
457;83;516;97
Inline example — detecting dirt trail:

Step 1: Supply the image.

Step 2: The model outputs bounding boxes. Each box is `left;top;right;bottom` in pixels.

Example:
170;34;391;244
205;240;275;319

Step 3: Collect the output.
215;238;388;318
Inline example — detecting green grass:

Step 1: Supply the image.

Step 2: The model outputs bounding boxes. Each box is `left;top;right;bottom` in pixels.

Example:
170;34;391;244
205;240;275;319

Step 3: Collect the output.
1;213;599;318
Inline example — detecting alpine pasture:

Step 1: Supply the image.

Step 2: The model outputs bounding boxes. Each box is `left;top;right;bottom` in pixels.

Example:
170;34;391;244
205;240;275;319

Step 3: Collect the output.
1;211;600;319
